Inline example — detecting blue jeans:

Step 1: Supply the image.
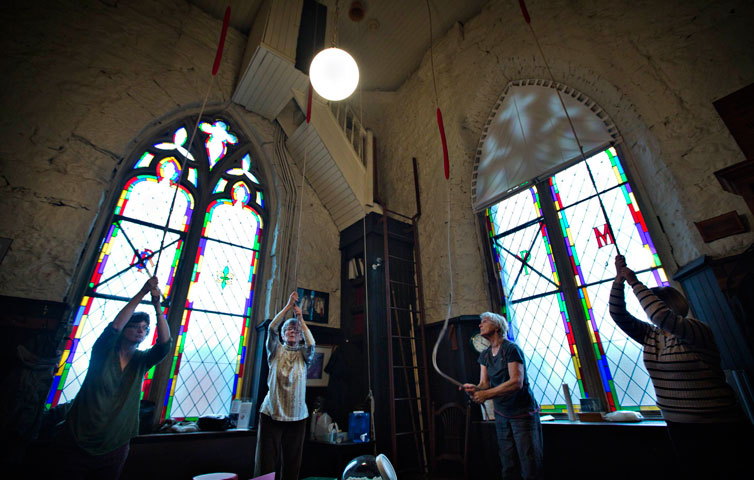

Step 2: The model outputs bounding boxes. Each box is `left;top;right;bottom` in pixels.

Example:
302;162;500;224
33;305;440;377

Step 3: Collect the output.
494;414;543;480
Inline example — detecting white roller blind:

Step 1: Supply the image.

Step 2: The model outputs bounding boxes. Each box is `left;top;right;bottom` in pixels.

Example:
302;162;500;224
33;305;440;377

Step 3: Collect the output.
471;81;617;212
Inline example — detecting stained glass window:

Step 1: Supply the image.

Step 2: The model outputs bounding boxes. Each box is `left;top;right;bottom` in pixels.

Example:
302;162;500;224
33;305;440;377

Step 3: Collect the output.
486;146;667;414
487;188;584;413
47;117;266;421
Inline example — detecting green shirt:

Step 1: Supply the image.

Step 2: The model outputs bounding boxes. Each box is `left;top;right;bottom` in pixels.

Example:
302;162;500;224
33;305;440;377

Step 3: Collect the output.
66;325;171;454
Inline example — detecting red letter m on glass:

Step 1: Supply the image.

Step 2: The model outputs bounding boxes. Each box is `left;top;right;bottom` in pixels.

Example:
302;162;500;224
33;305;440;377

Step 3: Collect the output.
593;224;614;248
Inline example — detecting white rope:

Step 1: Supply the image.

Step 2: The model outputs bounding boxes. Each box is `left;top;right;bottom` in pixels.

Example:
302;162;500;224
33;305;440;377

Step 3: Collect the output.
292;147;308;289
154;75;215;276
431;180;462;387
524;17;620;254
424;0;463;388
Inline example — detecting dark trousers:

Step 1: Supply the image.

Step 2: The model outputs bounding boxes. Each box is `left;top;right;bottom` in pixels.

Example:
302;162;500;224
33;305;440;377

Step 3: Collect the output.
254;413;307;480
665;420;753;479
56;441;130;480
494;414;544;480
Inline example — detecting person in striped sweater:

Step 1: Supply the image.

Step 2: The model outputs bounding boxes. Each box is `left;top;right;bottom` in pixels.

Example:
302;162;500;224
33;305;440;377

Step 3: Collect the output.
609;255;751;477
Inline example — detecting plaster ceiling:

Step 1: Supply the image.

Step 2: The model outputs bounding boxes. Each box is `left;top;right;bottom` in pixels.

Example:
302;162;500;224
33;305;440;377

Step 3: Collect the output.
189;0;489;91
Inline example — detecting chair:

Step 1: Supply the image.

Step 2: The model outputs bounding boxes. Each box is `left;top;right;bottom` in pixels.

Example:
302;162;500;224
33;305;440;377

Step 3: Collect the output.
430;402;470;479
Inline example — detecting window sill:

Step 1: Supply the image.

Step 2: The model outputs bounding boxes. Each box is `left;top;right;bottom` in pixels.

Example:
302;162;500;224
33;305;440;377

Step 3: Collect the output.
133;428;256;443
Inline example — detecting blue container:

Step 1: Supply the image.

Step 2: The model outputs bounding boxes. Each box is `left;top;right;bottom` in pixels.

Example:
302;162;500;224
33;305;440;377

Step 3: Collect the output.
348;411;370;443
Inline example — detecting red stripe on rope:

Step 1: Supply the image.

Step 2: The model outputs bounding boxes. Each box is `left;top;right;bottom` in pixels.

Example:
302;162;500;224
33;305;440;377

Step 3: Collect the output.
306;81;313;123
518;0;531;24
212;6;231;76
436;107;449;180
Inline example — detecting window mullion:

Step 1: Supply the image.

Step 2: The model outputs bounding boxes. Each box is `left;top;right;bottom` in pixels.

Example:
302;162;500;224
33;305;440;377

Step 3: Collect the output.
535;178;609;411
144;168;211;421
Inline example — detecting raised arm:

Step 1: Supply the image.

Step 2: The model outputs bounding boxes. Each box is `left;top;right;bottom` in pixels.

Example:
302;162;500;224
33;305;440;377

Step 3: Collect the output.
295;305;316;364
608;256;651;344
297;306;315;347
142;280;173;367
111;277;157;332
150;282;171;344
622;268;716;349
267;291;298;355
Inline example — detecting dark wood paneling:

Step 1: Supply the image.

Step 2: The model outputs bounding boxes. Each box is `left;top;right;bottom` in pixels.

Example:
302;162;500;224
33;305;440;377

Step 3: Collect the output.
338;212;419;459
123;430;256;480
674;256;754;370
713;83;754;160
425;316;484;413
469;420;676;480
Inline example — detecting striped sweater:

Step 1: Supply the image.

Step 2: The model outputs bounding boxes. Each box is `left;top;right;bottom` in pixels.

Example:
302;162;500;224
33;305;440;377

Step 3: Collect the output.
609;280;743;423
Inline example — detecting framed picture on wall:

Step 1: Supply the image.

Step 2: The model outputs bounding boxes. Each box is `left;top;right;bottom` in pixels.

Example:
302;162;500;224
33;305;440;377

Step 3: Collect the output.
306;345;333;387
297;288;329;324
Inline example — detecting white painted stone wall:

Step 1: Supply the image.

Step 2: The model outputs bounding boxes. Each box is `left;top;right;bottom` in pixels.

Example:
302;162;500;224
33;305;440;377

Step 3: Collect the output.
287;161;342;329
365;0;754;323
0;0;340;327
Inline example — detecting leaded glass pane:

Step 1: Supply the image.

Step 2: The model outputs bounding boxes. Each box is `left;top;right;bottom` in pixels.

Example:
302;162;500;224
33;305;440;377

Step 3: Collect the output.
548;161;597;209
488;187;539;235
585;273;662;409
600;187;661;272
213;178;228;194
117;177;194;232
166;198;263;418
495;223;558;300
154;127;194;161
508;293;582;408
200;120;238;169
203;201;262;246
187;239;256;314
92;220;182;298
585;148;622;191
170;311;244;418
56;297;155;404
134;152;154;169
187;167;198;187
556;197;617;286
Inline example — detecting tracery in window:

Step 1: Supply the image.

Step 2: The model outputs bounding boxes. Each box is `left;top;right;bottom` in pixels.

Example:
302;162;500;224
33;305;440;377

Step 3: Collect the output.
47;118;266;421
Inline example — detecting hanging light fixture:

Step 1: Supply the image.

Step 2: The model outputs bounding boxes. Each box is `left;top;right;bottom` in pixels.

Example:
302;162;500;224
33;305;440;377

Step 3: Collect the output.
310;0;359;101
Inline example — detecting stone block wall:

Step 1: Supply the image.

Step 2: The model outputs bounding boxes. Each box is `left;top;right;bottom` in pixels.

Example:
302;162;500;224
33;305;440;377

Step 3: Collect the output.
0;0;340;326
365;0;754;323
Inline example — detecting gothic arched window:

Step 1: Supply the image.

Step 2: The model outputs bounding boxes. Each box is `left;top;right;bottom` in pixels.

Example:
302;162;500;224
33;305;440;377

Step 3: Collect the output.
46;116;266;420
474;81;668;414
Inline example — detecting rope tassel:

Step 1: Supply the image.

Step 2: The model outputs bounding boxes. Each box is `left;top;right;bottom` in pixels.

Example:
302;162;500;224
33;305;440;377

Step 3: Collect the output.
436;108;449;180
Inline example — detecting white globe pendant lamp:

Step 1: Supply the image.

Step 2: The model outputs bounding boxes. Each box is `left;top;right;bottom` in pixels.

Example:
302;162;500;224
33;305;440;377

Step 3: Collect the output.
309;0;359;101
310;47;359;101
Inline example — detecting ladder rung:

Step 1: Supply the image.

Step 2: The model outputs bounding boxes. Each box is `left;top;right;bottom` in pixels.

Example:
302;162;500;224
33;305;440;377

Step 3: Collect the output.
394;396;423;401
391;335;416;340
389;306;419;312
395;430;427;436
389;279;417;288
388;255;414;263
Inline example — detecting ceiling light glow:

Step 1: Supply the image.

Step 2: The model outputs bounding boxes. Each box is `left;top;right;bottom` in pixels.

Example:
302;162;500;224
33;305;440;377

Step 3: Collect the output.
309;48;359;101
